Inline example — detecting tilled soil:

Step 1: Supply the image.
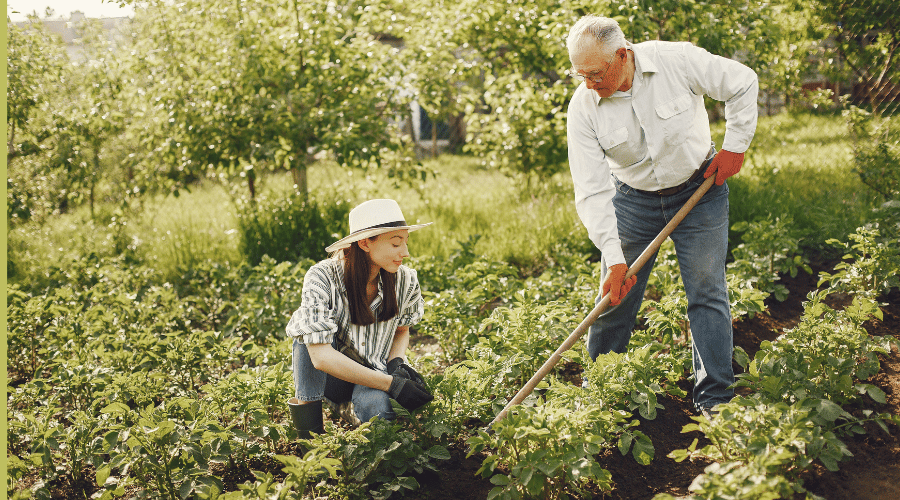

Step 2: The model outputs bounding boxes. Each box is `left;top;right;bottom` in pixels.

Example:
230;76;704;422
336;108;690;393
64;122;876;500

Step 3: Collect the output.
414;262;900;500
29;262;900;500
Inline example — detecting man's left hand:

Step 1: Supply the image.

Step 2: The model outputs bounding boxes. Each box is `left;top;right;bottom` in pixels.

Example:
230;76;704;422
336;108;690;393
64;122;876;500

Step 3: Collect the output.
704;150;745;186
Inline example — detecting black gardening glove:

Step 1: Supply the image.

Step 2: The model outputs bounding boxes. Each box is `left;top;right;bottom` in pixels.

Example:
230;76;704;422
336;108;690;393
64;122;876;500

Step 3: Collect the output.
387;357;428;388
387;374;434;411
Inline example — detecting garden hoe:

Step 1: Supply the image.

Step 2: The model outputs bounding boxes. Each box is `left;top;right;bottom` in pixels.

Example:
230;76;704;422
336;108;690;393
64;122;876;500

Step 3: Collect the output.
488;174;718;428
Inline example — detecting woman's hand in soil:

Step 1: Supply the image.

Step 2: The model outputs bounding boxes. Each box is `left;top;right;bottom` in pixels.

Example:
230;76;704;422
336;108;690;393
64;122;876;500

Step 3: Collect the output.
387;357;428;388
388;373;433;410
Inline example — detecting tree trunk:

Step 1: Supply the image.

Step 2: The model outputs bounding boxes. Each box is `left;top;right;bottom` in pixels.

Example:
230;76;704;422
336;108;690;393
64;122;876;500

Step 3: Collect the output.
292;164;308;196
431;116;438;158
91;150;101;220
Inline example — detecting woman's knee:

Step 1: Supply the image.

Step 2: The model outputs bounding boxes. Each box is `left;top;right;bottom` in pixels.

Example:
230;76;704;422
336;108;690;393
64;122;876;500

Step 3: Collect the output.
353;388;396;422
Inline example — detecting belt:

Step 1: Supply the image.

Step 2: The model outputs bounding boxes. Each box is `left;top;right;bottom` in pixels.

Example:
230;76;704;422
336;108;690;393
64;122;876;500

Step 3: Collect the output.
635;149;716;196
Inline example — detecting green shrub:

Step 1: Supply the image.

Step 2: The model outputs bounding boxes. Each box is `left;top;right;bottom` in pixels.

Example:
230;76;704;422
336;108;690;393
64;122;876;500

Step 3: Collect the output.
236;194;349;265
845;106;900;200
728;215;812;302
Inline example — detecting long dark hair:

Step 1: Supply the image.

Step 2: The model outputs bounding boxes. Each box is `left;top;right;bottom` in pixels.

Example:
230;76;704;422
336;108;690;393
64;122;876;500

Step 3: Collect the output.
343;239;398;325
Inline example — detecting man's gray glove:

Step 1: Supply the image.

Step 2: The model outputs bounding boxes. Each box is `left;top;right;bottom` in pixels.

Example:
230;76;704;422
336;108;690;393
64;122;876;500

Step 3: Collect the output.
387;357;428;388
387;373;433;411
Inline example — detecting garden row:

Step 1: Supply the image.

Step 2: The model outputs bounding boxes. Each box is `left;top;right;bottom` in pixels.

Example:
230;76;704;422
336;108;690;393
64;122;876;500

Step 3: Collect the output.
6;212;900;499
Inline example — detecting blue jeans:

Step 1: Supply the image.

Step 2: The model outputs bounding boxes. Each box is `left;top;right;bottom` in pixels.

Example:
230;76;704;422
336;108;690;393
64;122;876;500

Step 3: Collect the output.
588;170;734;410
292;339;396;422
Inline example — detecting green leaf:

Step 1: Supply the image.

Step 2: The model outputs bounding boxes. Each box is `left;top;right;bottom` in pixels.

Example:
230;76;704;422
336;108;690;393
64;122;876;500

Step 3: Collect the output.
631;432;655;465
95;466;111;486
426;445;451;461
618;433;633;456
490;474;510;486
102;402;131;414
864;384;887;404
179;480;194;499
816;399;844;422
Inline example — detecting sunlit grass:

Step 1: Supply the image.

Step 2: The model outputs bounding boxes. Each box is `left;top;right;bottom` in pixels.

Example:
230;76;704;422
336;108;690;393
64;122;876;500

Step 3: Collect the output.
8;181;242;285
136;183;242;278
256;155;588;270
714;110;877;250
8;110;881;287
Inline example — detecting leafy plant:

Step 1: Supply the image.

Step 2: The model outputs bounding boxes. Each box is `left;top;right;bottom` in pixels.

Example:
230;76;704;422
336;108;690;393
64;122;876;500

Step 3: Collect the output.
729;215;811;302
235;195;349;266
468;404;614;500
476;293;583;387
100;398;231;500
224;447;340;500
670;397;851;473
417;255;522;364
307;418;448;500
819;224;900;299
734;291;893;408
582;344;689;420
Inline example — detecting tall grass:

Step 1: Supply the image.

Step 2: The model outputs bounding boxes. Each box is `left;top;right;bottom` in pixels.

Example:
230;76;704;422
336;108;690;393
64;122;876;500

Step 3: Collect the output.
137;184;242;278
714;111;878;253
7;110;882;288
8;182;242;286
292;155;591;272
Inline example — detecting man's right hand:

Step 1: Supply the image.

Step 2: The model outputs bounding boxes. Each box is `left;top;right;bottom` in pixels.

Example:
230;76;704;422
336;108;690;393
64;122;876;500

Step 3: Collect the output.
602;263;637;306
387;374;433;410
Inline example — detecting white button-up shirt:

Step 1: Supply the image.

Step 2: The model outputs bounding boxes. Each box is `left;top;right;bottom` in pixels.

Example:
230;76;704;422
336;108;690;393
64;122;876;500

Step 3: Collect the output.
567;40;758;267
285;257;424;372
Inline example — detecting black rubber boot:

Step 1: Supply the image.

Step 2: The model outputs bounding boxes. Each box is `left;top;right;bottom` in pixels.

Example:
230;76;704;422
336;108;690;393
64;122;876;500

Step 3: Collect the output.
288;398;324;439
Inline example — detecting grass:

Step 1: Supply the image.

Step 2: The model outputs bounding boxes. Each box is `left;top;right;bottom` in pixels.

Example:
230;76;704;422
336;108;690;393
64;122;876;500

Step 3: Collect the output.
7;110;884;287
714;110;879;253
257;154;590;272
8;182;243;285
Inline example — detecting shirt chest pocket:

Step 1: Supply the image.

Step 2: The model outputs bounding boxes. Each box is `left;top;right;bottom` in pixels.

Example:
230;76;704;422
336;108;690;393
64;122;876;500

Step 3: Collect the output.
597;126;642;168
655;94;692;120
598;126;628;151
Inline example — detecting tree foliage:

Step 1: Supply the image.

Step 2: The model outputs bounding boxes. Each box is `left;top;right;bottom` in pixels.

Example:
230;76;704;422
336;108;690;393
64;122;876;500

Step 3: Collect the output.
8;0;898;214
807;0;900;116
6;18;72;222
122;0;411;198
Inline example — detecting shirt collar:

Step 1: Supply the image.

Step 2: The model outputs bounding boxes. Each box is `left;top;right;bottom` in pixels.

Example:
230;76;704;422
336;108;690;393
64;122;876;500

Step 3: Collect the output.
592;42;655;105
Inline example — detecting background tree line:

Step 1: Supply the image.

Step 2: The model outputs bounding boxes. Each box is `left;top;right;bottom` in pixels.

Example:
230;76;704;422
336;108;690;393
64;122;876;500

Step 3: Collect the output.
7;0;899;227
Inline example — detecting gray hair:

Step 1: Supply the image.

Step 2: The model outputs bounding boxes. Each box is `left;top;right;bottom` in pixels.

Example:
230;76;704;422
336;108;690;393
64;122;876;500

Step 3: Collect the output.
566;15;626;60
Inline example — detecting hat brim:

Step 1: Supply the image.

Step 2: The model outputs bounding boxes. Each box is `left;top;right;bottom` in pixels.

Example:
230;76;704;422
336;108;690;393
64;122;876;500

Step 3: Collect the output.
325;222;433;254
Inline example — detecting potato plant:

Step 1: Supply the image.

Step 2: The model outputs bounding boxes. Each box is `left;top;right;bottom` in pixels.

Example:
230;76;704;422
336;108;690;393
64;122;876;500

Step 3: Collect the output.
7;209;900;500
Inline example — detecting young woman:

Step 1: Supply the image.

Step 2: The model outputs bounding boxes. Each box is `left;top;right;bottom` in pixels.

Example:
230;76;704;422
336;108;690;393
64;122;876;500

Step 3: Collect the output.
285;199;434;437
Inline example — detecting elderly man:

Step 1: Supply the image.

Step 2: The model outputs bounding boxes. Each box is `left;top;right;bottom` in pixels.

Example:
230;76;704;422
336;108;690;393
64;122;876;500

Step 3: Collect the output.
565;15;758;416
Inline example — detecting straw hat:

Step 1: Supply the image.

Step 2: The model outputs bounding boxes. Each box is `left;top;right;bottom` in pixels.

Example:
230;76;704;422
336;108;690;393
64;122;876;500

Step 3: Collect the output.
325;199;432;253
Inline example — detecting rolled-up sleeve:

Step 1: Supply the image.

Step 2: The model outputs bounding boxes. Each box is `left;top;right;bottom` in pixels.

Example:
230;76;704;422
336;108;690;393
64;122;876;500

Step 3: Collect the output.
285;265;338;344
396;267;424;327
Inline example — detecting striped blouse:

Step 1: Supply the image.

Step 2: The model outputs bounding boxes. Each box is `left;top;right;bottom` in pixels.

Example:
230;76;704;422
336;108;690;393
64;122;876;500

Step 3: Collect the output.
285;256;425;372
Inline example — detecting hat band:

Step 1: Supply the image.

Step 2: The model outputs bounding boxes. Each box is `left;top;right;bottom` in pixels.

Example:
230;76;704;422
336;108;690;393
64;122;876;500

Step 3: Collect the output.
349;220;407;236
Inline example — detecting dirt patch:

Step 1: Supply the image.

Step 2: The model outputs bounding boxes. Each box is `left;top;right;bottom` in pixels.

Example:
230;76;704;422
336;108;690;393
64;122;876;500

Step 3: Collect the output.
414;264;900;499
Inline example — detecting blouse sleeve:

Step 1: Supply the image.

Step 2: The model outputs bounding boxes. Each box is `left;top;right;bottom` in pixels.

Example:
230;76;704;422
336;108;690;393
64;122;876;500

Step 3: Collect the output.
285;263;338;344
396;266;424;327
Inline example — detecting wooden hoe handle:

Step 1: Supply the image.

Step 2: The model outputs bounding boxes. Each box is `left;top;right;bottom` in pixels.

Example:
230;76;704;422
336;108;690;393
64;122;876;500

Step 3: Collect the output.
488;174;717;427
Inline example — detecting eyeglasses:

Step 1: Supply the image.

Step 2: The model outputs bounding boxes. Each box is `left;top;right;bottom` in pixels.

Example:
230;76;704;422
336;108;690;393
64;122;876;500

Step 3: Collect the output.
568;52;617;84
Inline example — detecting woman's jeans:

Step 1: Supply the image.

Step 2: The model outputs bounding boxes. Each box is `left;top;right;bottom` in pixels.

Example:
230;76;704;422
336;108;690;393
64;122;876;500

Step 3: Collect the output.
292;339;396;422
588;172;734;410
